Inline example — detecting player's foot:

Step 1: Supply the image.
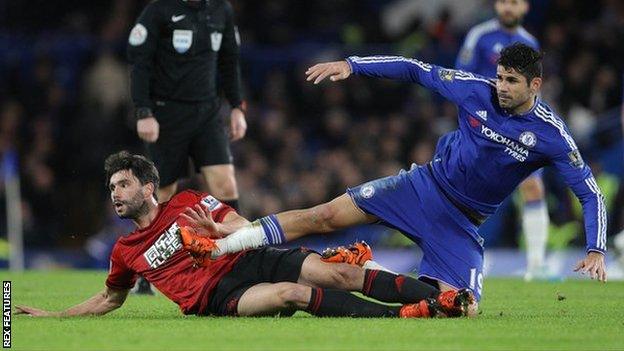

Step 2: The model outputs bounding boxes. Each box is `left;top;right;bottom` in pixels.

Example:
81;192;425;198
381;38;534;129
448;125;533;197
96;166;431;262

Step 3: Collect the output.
131;277;154;295
321;241;373;266
436;289;475;317
399;298;445;318
179;226;219;256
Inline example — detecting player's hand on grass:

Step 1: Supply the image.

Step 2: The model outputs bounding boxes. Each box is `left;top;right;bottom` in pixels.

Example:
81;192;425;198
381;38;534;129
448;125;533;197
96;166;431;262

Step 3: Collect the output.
137;116;160;143
574;251;607;282
15;305;57;317
180;204;223;238
306;60;351;84
230;108;247;141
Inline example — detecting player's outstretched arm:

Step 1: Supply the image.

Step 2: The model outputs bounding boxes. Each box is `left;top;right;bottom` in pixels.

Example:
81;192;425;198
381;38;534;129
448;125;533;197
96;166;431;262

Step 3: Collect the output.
307;56;477;106
15;287;129;317
574;251;607;282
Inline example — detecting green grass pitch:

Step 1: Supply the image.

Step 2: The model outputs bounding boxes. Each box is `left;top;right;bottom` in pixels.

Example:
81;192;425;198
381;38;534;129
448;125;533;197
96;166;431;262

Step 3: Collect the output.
4;270;624;350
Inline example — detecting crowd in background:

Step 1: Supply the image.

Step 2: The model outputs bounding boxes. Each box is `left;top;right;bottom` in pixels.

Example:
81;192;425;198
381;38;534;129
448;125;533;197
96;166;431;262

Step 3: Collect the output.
0;0;623;262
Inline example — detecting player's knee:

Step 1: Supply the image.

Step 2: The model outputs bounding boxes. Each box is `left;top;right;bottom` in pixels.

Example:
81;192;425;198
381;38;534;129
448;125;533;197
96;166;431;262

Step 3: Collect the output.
210;177;238;199
277;283;310;308
329;264;364;290
157;183;177;202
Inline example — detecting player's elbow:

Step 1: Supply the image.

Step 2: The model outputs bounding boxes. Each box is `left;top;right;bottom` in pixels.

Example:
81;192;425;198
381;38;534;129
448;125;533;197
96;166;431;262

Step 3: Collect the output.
107;299;124;310
103;288;128;310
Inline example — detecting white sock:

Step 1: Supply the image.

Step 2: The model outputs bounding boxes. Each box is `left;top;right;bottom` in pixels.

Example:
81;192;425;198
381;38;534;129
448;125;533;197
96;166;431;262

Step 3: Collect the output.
523;200;549;272
213;221;268;257
362;260;396;274
213;215;287;257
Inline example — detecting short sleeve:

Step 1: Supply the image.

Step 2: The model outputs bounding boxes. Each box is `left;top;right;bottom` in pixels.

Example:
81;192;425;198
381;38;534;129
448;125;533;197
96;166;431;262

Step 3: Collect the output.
105;242;137;290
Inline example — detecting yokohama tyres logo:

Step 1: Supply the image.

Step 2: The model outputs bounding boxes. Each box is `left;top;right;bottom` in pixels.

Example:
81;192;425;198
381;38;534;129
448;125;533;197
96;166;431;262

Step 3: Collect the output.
480;125;529;162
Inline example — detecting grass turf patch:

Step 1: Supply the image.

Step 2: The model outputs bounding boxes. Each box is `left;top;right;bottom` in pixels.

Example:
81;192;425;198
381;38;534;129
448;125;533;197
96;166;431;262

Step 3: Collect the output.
4;270;624;350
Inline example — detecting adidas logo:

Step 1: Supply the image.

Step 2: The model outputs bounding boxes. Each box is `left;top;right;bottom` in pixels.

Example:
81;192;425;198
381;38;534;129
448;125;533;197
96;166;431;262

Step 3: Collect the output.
476;110;488;121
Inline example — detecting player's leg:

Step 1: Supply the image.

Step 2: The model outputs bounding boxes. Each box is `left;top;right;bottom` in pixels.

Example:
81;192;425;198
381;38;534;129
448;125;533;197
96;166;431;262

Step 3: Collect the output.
141;100;193;294
297;252;472;316
296;253;439;303
234;282;307;316
207;248;428;318
147;99;195;203
278;193;377;239
157;182;178;203
519;171;550;281
200;164;239;207
211;193;376;256
192;101;240;211
236;282;409;317
417;223;483;317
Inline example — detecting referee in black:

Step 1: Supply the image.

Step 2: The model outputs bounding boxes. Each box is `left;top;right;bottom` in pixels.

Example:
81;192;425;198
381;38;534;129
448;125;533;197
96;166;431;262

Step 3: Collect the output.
128;0;245;207
127;0;245;294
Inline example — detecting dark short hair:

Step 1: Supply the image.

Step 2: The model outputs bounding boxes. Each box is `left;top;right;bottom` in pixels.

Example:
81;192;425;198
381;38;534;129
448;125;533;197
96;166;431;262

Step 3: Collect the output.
497;42;543;85
104;151;160;190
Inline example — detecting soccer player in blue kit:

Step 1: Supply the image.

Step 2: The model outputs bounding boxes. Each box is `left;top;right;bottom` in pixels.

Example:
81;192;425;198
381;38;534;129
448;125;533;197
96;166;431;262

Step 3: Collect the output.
183;43;607;315
456;0;551;281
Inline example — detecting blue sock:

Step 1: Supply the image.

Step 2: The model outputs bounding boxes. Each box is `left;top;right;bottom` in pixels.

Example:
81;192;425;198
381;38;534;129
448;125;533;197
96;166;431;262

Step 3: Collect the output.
259;214;286;245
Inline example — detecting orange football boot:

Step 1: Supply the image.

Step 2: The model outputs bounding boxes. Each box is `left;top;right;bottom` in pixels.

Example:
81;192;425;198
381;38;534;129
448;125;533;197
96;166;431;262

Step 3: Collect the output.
399;298;441;318
436;289;475;317
400;289;475;318
321;241;373;266
179;226;219;261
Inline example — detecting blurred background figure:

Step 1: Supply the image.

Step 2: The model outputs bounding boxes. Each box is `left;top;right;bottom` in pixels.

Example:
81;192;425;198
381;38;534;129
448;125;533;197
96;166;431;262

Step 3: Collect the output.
0;0;622;279
126;0;246;293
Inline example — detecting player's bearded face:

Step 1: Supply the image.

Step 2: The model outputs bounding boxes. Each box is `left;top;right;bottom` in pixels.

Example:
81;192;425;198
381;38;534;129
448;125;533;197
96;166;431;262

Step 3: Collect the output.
495;0;528;28
495;66;533;111
109;170;150;219
116;189;149;219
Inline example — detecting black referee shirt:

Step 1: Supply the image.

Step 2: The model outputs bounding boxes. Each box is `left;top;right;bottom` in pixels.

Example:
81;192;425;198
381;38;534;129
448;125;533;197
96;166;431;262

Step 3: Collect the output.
128;0;242;114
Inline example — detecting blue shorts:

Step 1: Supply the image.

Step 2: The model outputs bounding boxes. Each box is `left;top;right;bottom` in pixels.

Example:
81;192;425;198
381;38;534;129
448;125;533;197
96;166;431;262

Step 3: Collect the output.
347;165;485;300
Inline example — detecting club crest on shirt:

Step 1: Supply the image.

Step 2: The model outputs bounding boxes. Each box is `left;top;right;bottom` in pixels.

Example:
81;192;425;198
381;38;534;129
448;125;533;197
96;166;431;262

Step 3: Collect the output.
438;69;456;81
519;131;537;148
144;222;182;269
568;149;585;168
360;184;375;199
